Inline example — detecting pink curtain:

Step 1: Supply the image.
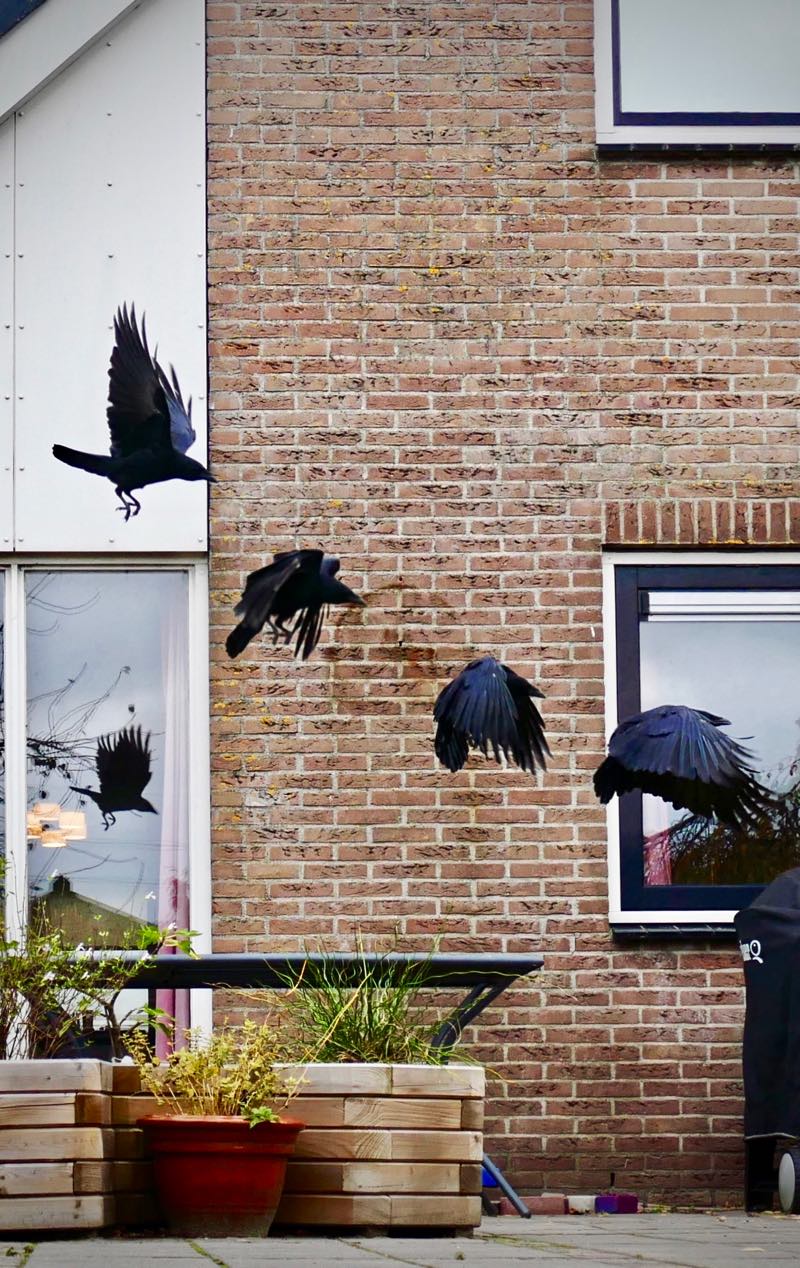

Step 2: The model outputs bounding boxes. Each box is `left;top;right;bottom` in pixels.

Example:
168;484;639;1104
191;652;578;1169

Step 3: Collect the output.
156;588;191;1054
644;827;673;885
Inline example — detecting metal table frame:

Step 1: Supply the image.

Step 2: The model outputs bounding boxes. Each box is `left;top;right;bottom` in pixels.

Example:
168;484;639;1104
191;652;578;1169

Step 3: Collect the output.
121;950;544;1217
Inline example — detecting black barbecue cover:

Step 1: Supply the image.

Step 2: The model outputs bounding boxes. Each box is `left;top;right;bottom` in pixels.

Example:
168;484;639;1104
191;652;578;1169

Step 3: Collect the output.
734;867;800;1139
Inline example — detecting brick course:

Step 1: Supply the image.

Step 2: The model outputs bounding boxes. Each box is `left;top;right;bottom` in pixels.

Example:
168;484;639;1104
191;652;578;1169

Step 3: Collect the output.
207;0;800;1206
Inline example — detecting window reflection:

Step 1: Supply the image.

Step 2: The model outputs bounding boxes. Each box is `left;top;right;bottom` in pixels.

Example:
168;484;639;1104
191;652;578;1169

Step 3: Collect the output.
640;618;800;885
25;572;189;945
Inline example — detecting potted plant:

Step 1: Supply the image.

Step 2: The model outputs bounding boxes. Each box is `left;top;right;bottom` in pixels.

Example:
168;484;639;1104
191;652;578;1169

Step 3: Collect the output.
129;1020;304;1236
240;940;487;1232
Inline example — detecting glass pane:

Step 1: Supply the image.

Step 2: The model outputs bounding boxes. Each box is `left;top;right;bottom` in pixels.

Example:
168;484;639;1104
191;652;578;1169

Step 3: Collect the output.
640;616;800;886
25;571;189;946
618;0;800;114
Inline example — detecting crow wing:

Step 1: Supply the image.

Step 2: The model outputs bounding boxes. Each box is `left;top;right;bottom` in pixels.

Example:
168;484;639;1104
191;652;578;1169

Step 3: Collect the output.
290;601;327;661
502;665;552;774
106;305;172;458
593;704;771;826
234;549;324;619
434;656;549;775
95;726;153;799
156;360;196;455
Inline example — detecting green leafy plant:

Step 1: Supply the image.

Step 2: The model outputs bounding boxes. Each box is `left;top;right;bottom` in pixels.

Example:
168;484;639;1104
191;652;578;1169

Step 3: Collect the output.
257;934;457;1066
0;914;195;1060
126;1020;296;1125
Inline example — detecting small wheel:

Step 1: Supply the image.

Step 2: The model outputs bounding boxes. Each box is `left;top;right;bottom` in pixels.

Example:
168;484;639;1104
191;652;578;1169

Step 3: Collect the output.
778;1147;800;1214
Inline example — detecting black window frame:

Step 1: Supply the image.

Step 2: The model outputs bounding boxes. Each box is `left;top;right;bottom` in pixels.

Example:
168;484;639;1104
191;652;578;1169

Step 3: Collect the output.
614;562;800;917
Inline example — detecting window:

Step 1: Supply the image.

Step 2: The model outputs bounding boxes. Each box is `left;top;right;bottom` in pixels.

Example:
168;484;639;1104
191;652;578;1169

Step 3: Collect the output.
603;554;800;926
594;0;800;145
1;561;211;958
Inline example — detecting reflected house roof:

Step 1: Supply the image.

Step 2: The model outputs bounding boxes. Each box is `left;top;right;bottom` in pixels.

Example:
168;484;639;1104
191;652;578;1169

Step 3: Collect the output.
30;874;148;944
0;1;48;41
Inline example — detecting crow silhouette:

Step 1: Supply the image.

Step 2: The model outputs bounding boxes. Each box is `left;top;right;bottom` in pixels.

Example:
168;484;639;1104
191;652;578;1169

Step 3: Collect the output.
226;549;365;661
433;656;550;775
53;304;213;519
70;726;157;830
593;704;773;828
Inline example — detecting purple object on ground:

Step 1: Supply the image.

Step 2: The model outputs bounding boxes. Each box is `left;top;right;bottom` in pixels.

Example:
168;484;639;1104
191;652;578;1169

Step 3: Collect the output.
595;1193;639;1214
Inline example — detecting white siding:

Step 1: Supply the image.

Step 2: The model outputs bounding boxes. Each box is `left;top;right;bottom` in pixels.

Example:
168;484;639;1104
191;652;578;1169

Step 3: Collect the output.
12;0;206;552
0;119;14;546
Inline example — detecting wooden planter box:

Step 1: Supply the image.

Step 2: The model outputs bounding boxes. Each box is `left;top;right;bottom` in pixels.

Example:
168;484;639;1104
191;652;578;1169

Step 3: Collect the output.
0;1060;484;1234
0;1060;151;1232
271;1063;485;1231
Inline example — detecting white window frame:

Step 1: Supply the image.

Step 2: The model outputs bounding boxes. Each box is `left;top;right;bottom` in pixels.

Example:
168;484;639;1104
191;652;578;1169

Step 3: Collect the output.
602;549;800;926
593;0;800;145
1;555;212;1031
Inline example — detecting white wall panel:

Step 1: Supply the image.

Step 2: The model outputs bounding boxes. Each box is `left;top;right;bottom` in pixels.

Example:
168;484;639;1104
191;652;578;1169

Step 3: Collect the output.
13;0;207;552
0;119;13;547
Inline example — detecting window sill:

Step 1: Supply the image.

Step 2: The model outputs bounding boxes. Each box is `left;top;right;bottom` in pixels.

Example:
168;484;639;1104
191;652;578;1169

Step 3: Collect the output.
611;922;738;942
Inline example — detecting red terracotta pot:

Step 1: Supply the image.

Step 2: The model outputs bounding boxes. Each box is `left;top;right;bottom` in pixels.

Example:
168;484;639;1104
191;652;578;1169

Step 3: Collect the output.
138;1114;304;1237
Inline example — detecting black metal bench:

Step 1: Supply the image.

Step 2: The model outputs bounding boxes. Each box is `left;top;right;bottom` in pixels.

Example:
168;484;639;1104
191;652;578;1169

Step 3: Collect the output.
123;950;544;1216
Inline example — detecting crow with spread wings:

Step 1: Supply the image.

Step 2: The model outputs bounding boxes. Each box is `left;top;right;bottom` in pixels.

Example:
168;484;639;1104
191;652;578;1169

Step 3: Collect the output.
433;656;550;775
593;704;774;828
226;549;365;661
53;304;212;519
70;726;157;830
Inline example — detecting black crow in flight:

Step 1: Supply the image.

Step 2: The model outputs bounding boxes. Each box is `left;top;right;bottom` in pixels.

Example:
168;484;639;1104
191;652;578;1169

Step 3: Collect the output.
593;704;773;828
433;656;550;775
70;726;157;830
226;549;365;661
53;304;213;519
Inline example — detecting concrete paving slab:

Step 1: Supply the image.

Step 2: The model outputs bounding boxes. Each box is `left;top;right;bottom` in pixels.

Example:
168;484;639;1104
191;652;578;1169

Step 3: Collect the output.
15;1212;800;1268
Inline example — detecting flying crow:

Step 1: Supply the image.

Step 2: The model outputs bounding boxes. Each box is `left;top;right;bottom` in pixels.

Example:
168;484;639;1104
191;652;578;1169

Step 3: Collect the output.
226;549;365;661
70;726;157;830
53;304;213;519
593;704;773;828
433;656;550;775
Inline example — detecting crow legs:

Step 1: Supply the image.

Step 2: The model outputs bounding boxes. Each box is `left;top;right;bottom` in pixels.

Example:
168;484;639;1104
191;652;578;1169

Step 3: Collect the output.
101;811;116;831
114;487;141;520
267;615;294;644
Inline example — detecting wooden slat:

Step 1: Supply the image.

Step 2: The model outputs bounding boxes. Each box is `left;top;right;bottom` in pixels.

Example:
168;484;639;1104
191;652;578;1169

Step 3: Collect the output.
459;1163;482;1195
268;1097;344;1127
389;1130;482;1162
0;1128;113;1162
0;1194;114;1231
0;1094;77;1128
111;1095;163;1125
0;1162;73;1196
72;1161;112;1194
73;1160;153;1194
279;1065;392;1096
0;1062;112;1094
460;1099;484;1131
390;1066;484;1098
275;1193;392;1226
111;1066;142;1095
343;1097;461;1129
75;1094;111;1125
283;1161;344;1193
389;1194;481;1227
293;1129;391;1161
343;1162;460;1194
112;1192;159;1225
112;1128;149;1161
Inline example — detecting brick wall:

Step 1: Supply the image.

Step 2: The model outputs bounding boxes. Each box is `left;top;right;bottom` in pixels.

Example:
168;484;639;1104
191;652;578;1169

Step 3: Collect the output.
207;0;800;1206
